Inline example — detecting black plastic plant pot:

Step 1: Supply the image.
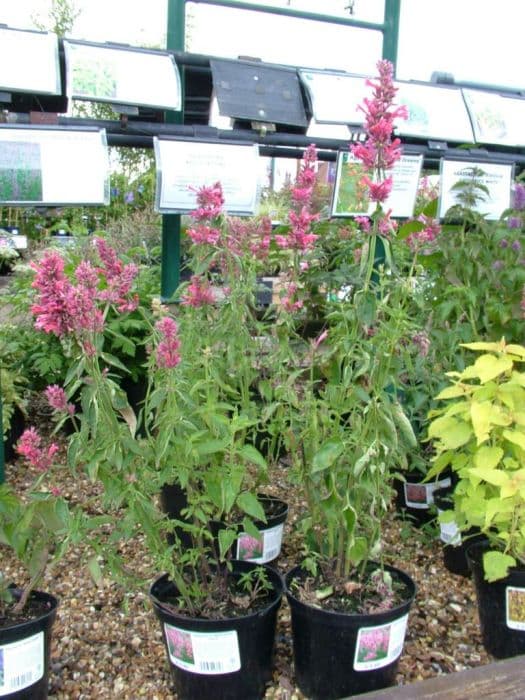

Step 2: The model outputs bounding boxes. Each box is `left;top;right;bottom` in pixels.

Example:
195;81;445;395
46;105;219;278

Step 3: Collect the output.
467;540;525;659
0;589;58;699
149;561;284;700
285;563;416;700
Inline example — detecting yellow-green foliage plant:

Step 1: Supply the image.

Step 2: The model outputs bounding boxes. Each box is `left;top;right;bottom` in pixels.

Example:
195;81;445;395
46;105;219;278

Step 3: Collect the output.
426;339;525;582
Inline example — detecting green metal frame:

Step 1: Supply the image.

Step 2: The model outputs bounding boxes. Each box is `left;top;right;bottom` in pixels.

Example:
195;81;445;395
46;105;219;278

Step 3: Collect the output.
161;0;401;301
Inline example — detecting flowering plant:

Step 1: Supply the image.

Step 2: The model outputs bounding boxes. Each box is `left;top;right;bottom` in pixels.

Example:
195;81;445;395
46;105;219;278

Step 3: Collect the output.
271;60;420;608
25;187;281;613
0;430;75;616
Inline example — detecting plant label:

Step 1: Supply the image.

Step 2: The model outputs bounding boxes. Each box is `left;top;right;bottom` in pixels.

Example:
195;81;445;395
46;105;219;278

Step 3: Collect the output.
0;631;44;696
353;614;408;672
164;623;241;675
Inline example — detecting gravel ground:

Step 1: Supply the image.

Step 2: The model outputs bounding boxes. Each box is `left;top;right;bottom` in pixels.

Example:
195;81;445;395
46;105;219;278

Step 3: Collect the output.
1;433;491;700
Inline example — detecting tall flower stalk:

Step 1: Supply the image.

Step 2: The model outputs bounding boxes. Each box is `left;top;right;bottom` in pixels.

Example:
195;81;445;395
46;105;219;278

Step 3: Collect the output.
352;59;408;289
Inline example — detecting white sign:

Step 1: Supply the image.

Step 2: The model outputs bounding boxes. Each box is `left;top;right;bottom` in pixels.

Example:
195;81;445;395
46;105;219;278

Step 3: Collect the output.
299;69;368;124
331;152;423;218
462;89;525;147
395;82;474;143
0;126;109;206
64;40;181;111
0;28;60;96
438;159;513;220
154;139;260;215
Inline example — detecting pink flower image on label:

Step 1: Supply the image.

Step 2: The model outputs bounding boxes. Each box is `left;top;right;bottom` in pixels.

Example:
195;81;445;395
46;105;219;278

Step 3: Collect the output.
166;626;195;665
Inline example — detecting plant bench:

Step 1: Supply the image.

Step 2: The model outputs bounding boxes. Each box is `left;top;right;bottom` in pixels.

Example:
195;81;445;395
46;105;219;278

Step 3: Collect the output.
355;654;525;699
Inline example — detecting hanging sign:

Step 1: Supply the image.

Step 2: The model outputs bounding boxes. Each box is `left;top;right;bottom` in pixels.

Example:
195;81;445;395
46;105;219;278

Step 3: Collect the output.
438;159;513;220
331;151;423;218
0;28;61;96
64;40;181;111
154;138;260;215
462;89;525;147
395;82;474;143
0;126;109;206
299;69;367;124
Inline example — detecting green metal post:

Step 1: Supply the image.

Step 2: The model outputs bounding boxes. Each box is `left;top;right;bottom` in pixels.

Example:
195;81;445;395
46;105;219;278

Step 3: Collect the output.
161;0;186;302
382;0;401;68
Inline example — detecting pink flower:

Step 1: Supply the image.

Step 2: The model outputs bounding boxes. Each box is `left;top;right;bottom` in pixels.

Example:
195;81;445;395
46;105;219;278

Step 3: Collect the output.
181;276;216;307
190;182;225;220
155;317;181;369
45;385;75;415
187;224;221;246
362;176;393;203
406;215;441;251
281;282;304;313
355;216;371;233
16;428;59;472
351;59;407;179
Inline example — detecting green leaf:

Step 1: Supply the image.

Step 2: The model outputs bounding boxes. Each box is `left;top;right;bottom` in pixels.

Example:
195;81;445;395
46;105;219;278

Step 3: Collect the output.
428;415;471;449
435;385;468;400
238;444;267;470
312;440;344;473
87;556;104;586
236;492;266;523
474;445;503;471
195;439;228;457
468;466;508;487
503;429;525;451
218;528;237;560
470;401;491;445
483;550;516;582
348;536;368;566
472;354;513;383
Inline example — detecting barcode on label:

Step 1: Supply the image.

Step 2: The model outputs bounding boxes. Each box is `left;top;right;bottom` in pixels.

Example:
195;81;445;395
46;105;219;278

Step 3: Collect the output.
265;548;278;561
9;671;34;689
198;660;224;673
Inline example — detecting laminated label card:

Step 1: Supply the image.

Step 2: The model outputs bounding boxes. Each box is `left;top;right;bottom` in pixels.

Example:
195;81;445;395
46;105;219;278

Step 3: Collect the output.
395;82;474;143
0;28;61;96
64;40;181;111
0;127;109;206
154;139;260;215
331;152;422;218
438;159;513;220
299;69;367;125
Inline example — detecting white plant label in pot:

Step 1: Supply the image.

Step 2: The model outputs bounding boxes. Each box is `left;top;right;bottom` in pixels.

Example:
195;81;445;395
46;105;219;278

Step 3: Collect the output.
506;586;525;631
437;510;461;545
353;614;408;672
404;478;451;509
236;522;284;563
0;631;44;696
164;623;241;675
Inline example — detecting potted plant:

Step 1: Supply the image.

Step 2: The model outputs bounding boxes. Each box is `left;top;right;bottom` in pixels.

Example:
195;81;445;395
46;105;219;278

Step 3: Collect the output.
27;210;285;698
426;338;525;658
267;60;419;700
0;430;75;699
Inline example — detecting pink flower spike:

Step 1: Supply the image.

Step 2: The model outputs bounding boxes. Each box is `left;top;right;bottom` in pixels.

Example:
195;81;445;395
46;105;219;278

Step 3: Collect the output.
16;428;59;472
155;317;181;369
181;276;216;308
45;385;75;415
